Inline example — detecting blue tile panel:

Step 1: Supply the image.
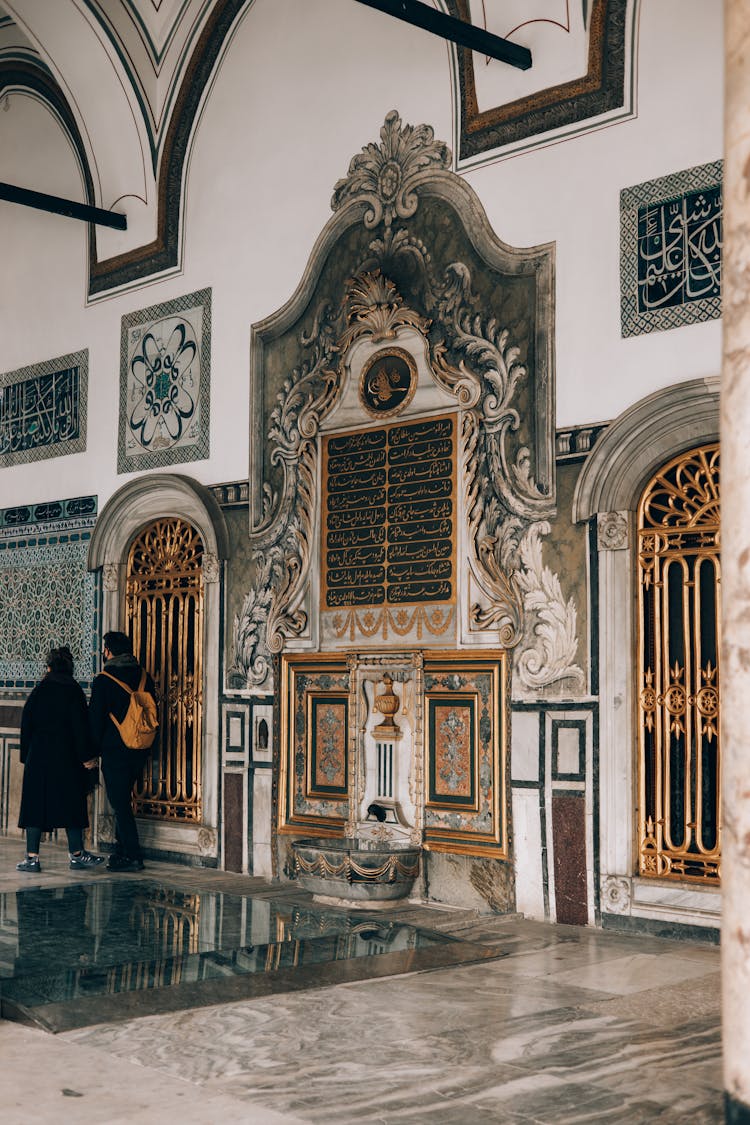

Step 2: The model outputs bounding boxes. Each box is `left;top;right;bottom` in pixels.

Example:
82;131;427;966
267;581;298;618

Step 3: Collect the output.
0;507;99;690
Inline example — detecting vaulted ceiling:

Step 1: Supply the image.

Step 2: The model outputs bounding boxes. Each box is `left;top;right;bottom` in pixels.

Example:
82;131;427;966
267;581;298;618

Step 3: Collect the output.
0;0;250;295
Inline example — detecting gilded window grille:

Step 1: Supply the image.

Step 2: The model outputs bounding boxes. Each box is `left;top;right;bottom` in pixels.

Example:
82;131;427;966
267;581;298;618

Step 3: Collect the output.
637;443;720;883
125;518;204;822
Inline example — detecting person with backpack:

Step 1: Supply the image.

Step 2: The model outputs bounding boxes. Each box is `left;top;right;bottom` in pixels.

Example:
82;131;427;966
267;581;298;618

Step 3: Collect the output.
89;631;158;872
16;645;104;872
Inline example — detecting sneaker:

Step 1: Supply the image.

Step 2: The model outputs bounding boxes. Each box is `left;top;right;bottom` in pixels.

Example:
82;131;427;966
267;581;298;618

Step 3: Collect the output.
16;855;41;873
106;855;145;872
69;851;105;870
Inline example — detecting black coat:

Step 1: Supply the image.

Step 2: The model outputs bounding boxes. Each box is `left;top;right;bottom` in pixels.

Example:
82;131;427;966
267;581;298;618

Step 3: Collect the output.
89;654;157;759
18;673;91;830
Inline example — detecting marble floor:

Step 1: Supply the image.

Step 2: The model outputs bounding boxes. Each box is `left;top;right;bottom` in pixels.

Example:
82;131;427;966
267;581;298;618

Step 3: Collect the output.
0;837;723;1124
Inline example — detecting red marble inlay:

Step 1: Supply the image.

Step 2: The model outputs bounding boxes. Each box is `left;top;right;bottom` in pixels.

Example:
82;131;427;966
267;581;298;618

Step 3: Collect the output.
552;794;588;926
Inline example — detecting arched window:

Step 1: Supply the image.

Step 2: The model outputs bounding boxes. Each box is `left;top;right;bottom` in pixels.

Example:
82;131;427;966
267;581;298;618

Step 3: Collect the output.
126;518;205;822
637;444;720;883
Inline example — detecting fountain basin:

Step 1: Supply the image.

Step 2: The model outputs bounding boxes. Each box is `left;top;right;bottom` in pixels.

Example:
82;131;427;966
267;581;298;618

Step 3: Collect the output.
292;836;420;905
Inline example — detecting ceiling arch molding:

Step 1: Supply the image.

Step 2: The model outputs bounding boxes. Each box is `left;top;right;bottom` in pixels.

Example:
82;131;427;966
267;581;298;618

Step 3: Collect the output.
0;57;98;243
87;0;250;296
3;0;251;297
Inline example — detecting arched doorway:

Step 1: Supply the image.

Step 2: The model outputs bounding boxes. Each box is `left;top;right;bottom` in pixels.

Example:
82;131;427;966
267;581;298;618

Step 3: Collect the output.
636;444;721;884
126;517;205;824
572;378;721;931
87;475;228;865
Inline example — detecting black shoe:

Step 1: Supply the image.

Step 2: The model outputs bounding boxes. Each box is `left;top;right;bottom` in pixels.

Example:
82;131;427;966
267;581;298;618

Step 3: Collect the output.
70;851;106;870
16;855;41;873
106;855;145;872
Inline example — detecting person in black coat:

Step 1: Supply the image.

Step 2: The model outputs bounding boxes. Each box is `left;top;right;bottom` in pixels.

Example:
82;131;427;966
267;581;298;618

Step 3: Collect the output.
89;631;157;872
17;646;104;873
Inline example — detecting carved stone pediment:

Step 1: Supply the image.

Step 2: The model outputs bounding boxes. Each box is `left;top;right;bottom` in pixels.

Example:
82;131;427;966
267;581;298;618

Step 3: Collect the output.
233;113;578;696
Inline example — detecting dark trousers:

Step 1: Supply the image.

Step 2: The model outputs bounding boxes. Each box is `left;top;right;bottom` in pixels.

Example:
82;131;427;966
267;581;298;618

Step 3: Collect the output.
101;752;143;860
25;826;84;854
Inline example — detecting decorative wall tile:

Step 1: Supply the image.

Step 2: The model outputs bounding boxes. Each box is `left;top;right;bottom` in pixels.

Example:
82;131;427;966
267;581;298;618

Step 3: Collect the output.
0;350;87;467
0;495;96;539
118;289;211;473
621;161;722;337
0;502;99;689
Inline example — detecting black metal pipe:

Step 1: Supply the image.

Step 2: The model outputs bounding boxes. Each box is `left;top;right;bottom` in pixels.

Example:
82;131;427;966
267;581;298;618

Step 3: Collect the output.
0;182;127;230
352;0;532;70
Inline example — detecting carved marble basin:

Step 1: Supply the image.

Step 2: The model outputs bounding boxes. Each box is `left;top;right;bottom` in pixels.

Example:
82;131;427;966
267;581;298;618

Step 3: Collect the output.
292;837;420;905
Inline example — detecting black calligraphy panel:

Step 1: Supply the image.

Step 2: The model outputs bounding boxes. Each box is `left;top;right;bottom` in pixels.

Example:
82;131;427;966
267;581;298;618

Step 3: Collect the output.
0;366;80;456
323;416;455;609
637;185;722;313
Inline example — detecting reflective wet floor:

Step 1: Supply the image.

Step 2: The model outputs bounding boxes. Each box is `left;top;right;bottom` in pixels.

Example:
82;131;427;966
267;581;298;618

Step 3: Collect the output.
0;879;498;1032
0;840;723;1123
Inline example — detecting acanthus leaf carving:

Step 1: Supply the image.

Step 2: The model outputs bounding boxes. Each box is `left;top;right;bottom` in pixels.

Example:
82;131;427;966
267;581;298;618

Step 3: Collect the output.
331;109;450;230
436;262;549;520
339;271;431;351
463;410;524;646
237;302;343;689
513;521;585;696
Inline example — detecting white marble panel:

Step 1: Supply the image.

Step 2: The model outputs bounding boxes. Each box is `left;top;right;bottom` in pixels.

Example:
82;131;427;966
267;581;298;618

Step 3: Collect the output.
512;787;545;921
252;769;273;878
631;878;721;927
228;715;242;747
252;842;272;880
555;726;581;776
598;544;635;877
135;819;218;860
510;710;540;782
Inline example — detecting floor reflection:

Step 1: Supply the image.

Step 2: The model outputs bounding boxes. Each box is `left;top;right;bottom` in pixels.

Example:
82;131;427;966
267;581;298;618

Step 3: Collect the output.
0;881;455;1026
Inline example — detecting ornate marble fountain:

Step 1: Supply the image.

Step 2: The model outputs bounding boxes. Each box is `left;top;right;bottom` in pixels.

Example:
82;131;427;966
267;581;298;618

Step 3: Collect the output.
292;669;421;906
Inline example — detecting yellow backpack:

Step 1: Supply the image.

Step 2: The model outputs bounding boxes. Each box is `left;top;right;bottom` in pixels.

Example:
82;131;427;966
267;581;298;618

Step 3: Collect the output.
101;670;159;750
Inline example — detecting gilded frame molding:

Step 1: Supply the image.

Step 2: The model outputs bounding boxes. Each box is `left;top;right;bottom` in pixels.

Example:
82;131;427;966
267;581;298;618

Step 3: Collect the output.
422;649;509;857
278;653;351;836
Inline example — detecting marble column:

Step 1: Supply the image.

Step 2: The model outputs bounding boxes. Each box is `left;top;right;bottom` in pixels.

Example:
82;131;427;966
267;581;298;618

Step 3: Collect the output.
722;4;750;1121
